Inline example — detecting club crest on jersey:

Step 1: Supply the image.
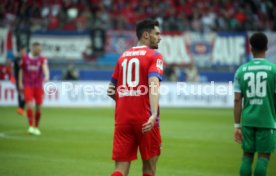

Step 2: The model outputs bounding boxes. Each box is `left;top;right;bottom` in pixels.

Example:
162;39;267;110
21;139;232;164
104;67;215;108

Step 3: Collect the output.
156;59;163;70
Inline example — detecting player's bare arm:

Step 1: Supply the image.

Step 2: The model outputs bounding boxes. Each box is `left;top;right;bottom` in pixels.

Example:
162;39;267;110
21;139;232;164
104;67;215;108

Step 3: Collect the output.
142;76;159;133
274;93;276;110
42;60;49;82
107;82;116;101
234;92;242;144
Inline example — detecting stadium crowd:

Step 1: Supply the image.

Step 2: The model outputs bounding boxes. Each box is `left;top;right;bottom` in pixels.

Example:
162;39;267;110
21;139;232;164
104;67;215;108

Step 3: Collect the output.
0;0;276;32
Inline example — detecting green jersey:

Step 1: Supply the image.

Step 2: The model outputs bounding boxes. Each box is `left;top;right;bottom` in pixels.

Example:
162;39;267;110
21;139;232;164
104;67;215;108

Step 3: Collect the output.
234;58;276;129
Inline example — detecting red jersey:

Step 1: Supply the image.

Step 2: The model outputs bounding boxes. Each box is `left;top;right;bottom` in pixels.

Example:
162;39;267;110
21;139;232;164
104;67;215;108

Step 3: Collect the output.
21;53;47;88
0;65;12;80
111;46;164;126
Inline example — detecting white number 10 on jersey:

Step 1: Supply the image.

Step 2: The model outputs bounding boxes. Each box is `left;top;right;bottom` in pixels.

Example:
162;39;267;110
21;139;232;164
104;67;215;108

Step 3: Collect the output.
121;58;140;87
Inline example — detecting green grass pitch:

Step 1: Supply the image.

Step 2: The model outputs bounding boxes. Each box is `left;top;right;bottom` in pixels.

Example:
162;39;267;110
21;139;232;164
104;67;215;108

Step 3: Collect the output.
0;107;275;176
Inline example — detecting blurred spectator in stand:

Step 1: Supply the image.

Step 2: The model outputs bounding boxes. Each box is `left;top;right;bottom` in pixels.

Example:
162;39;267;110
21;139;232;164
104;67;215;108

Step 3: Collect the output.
272;6;276;31
2;29;16;84
201;7;216;32
243;3;255;31
30;1;43;31
1;0;18;29
64;64;79;80
234;8;247;31
76;6;92;31
191;9;202;32
15;2;31;30
0;61;13;81
43;0;63;31
1;0;275;32
13;2;31;52
0;3;5;27
163;8;178;31
176;12;190;31
114;14;128;30
111;0;128;30
60;0;85;31
164;66;181;82
216;9;229;32
92;3;110;30
62;7;77;31
47;12;60;31
185;65;199;82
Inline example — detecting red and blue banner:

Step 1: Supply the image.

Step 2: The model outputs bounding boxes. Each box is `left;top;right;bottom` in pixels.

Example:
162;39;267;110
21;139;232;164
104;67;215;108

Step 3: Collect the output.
105;31;249;67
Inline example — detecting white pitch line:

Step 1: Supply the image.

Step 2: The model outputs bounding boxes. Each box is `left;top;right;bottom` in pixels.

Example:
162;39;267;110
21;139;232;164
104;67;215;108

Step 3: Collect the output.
0;132;7;138
0;130;37;140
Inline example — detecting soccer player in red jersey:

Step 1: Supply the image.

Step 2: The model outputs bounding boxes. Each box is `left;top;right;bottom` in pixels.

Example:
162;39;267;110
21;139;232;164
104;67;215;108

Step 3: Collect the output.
19;42;49;136
107;19;163;176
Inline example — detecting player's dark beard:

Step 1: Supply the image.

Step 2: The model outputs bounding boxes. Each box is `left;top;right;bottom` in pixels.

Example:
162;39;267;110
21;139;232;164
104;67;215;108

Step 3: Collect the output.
149;41;158;49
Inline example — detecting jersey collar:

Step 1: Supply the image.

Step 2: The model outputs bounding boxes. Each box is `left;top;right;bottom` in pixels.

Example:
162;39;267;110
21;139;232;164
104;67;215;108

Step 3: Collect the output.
253;58;265;60
132;45;147;49
28;53;40;59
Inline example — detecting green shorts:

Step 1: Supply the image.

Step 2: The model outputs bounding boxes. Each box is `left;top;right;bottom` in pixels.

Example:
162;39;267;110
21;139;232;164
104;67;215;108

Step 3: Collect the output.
242;126;276;153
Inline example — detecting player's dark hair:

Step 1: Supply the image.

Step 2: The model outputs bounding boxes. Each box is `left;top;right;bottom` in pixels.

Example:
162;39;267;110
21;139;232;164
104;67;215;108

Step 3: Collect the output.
250;32;268;52
32;42;41;46
136;19;159;40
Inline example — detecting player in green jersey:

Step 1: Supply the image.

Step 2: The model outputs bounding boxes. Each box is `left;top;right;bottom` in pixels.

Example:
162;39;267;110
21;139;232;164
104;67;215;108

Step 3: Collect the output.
234;32;276;176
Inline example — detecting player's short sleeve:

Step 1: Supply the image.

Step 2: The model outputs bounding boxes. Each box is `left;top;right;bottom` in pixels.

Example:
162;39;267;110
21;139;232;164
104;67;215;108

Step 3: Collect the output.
43;57;48;64
234;68;241;93
111;62;119;85
148;51;164;81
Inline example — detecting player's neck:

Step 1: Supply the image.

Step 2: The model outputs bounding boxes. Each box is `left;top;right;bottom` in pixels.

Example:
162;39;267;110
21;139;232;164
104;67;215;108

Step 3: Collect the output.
253;53;265;59
137;40;149;48
31;52;40;58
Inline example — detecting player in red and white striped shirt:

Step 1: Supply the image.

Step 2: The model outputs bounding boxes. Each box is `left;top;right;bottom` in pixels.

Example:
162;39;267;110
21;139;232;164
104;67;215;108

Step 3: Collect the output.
19;42;49;136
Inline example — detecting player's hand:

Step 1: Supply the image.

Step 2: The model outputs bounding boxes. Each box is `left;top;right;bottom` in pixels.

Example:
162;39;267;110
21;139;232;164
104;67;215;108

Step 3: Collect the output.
234;128;242;144
44;77;49;82
142;116;156;133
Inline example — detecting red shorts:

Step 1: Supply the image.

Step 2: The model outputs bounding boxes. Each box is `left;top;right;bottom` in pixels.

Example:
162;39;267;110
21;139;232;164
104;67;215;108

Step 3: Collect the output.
24;87;44;105
112;124;161;161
